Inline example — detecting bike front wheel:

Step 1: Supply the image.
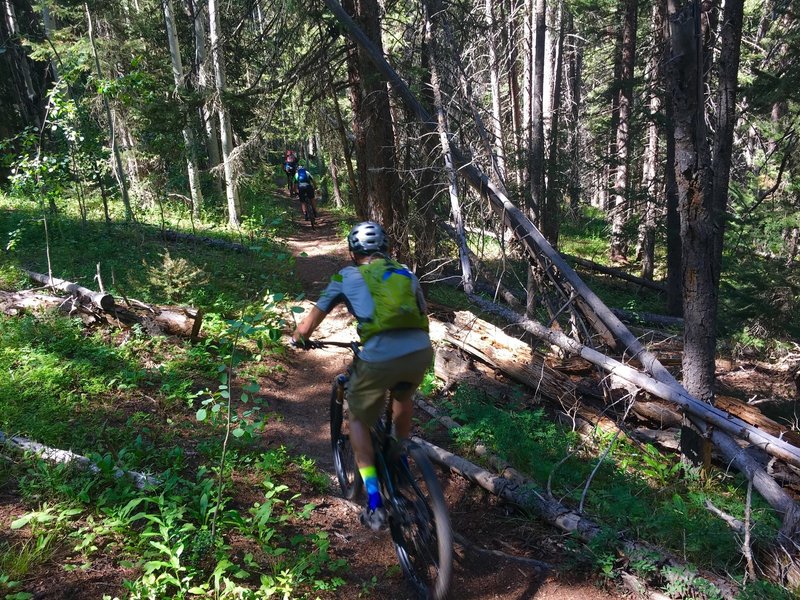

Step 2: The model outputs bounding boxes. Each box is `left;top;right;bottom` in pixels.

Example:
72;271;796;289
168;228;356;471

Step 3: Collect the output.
388;440;453;600
330;378;362;500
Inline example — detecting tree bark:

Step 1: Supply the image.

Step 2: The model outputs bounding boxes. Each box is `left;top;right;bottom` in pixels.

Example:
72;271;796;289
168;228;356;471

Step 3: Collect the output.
163;0;203;216
668;2;715;401
710;0;745;285
208;0;241;227
564;9;582;211
545;2;564;248
423;0;474;294
340;0;402;241
188;0;223;198
637;2;665;280
23;269;115;311
608;0;638;263
485;0;507;184
85;3;133;221
528;0;546;232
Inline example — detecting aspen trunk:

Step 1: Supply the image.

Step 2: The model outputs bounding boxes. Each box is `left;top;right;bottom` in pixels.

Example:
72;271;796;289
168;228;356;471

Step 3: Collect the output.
423;0;474;293
85;3;133;221
163;0;204;217
208;0;241;227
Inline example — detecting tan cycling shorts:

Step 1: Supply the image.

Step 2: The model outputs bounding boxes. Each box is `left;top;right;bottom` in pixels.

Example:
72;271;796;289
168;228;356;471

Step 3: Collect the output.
346;346;434;426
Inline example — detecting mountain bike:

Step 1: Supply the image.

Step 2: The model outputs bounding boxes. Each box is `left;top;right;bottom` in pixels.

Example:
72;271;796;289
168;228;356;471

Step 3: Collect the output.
306;201;317;229
298;186;316;229
317;340;453;600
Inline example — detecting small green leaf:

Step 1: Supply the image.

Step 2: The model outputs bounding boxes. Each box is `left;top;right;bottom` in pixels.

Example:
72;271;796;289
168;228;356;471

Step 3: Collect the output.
11;514;34;529
196;408;207;421
232;428;245;438
291;306;305;313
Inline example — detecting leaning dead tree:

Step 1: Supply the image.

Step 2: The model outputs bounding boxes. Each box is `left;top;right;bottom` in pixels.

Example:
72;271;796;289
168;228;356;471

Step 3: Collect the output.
323;0;800;572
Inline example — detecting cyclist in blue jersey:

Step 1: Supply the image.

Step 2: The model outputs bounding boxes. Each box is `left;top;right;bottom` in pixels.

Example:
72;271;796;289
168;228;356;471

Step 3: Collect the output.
294;165;317;221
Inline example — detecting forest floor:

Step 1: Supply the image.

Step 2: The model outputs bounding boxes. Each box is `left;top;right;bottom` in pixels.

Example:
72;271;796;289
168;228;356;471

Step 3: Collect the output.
2;201;798;599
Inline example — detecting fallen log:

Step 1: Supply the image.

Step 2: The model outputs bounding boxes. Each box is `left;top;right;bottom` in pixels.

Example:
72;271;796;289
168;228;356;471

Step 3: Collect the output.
0;290;104;327
561;253;667;293
715;395;800;448
0;431;158;490
411;435;737;599
455;304;800;468
114;305;203;339
439;315;800;458
1;289;86;314
23;269;115;311
610;307;684;329
163;229;248;253
441;315;578;405
461;300;800;541
1;288;202;340
443;313;686;427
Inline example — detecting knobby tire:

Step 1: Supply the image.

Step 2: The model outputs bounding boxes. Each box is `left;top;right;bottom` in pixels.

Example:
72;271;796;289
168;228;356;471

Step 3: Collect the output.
388;439;453;600
309;204;316;229
330;380;362;500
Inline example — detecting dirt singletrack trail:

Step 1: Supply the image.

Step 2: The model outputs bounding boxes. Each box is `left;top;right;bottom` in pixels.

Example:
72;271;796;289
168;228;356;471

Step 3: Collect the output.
265;208;628;599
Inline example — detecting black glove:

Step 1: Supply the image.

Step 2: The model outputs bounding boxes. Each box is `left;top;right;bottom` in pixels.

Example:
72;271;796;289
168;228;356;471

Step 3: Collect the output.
292;338;320;350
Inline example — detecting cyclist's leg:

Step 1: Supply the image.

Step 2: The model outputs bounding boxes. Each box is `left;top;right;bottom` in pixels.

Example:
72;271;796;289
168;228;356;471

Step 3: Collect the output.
348;360;394;529
388;346;435;439
299;188;310;218
349;418;375;468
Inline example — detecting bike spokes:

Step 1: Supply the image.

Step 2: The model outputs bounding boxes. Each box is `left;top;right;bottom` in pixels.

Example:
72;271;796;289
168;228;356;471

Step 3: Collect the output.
330;381;362;500
388;443;452;600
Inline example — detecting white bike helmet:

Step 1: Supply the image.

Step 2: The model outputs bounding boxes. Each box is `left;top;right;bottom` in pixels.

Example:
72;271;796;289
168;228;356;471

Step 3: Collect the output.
347;221;388;255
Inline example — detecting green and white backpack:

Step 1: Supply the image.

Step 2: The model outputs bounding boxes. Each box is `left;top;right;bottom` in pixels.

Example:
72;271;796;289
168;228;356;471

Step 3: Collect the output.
357;258;429;343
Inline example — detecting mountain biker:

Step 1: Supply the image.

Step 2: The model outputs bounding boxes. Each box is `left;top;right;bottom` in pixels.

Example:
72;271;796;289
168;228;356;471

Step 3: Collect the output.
284;150;298;196
292;221;433;531
294;165;317;221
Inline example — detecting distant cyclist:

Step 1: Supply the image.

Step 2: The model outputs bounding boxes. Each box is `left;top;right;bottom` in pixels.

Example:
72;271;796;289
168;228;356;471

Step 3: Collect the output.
292;221;433;530
283;150;298;196
294;165;317;221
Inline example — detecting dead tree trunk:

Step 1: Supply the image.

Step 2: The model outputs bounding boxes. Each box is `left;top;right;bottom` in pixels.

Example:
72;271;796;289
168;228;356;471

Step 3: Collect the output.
24;269;115;311
321;0;800;544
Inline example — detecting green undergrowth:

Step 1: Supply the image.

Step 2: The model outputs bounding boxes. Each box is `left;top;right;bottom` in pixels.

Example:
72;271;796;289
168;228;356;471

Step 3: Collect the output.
440;384;790;599
0;304;349;597
2;449;345;599
0;189;353;597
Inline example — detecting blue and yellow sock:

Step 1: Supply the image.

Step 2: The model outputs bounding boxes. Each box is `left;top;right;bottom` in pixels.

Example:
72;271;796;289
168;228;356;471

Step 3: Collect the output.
359;466;382;510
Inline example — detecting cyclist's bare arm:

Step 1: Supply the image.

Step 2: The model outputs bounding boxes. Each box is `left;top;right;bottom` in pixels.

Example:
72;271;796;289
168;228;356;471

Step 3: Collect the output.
293;305;326;345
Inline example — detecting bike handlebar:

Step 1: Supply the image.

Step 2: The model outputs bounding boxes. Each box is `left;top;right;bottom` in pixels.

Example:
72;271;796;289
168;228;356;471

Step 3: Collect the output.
293;339;360;352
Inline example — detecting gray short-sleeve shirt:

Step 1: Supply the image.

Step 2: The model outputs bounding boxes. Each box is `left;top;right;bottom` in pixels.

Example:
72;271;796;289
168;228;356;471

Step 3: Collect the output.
315;264;431;362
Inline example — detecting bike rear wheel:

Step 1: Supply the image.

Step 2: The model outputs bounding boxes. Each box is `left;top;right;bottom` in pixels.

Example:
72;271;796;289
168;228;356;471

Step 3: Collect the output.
308;204;316;229
330;378;362;500
387;440;453;600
